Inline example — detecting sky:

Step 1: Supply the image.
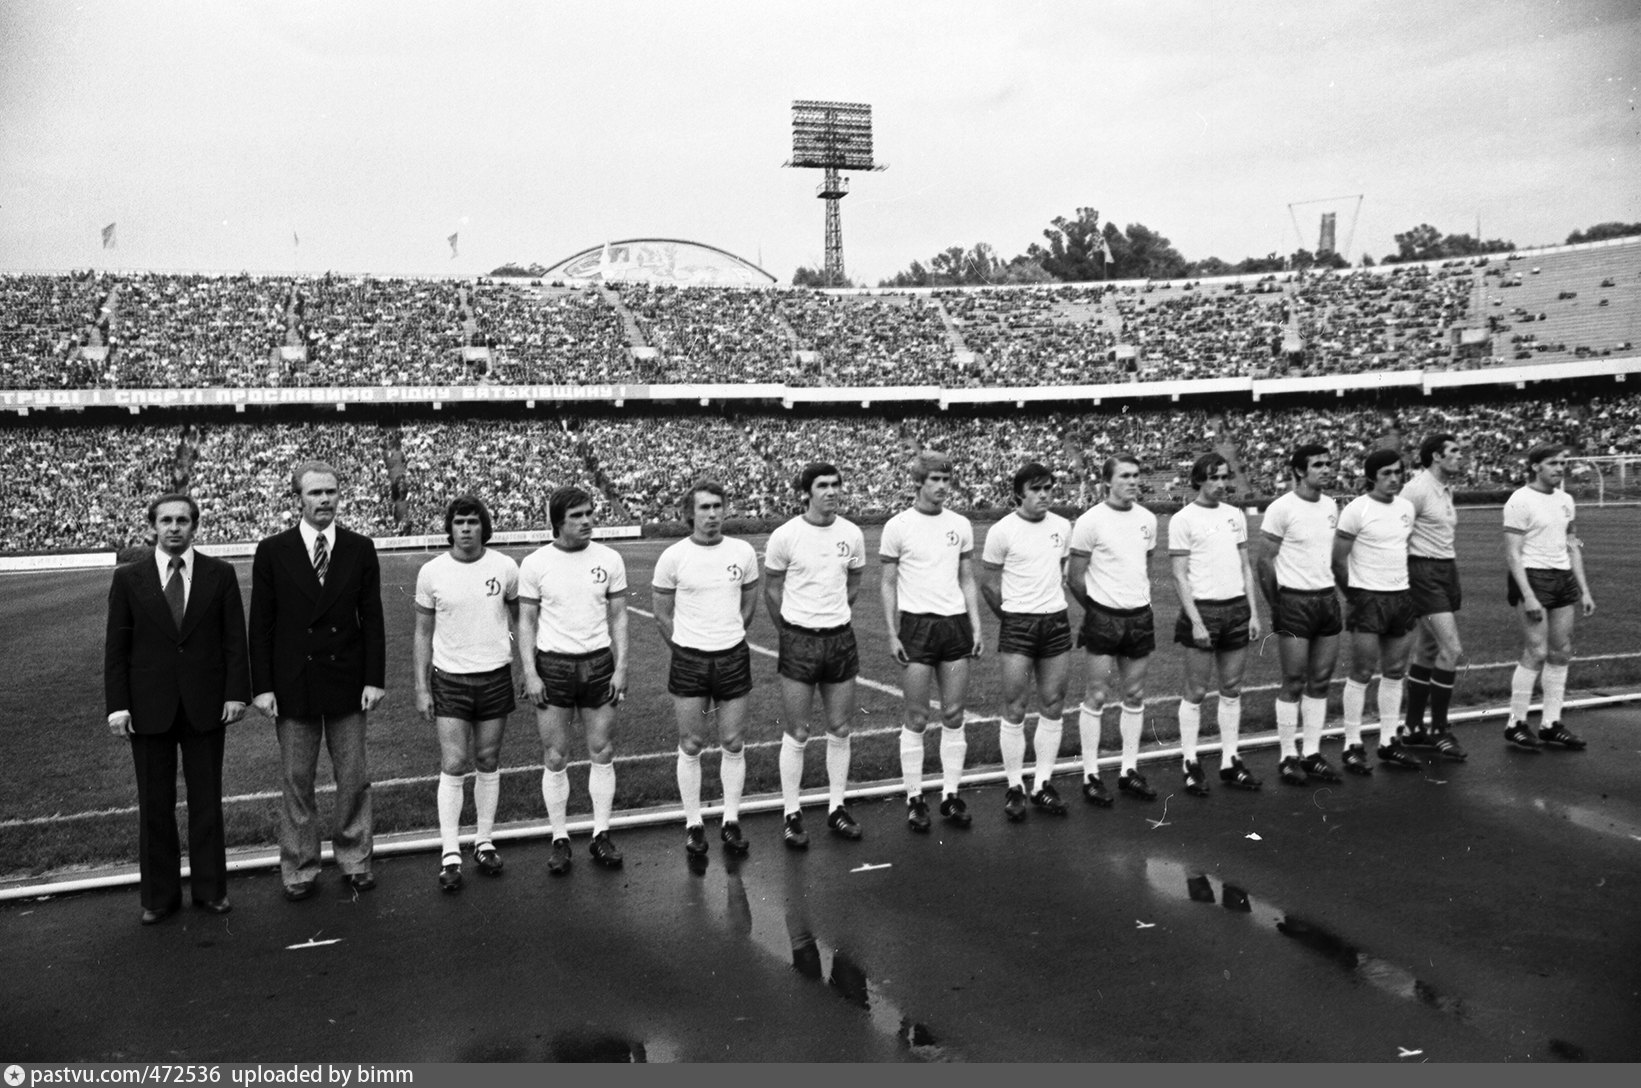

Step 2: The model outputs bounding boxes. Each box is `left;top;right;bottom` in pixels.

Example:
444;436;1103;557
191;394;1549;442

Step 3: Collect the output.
1;0;1637;283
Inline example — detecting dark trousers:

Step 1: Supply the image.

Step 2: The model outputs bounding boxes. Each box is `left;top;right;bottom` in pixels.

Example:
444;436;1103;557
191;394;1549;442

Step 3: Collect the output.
130;712;227;911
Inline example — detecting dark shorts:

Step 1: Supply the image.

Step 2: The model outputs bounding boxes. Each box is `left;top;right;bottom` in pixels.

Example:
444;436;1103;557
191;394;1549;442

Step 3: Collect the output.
431;664;516;720
535;647;617;710
997;610;1073;658
668;641;754;701
898;613;975;666
1174;596;1253;651
1344;588;1417;638
1273;587;1343;641
777;622;860;686
1077;601;1155;660
1409;556;1463;616
1506;567;1580;611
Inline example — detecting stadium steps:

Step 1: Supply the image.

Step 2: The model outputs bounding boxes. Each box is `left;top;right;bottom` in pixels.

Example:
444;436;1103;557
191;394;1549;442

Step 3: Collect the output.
931;297;970;353
600;284;648;348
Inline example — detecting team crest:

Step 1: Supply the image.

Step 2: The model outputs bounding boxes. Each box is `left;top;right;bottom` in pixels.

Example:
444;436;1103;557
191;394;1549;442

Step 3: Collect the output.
945;530;959;546
591;566;608;584
485;577;502;597
727;563;743;580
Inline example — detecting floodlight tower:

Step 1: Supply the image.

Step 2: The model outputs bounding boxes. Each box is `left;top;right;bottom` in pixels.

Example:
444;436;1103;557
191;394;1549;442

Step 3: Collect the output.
785;100;884;286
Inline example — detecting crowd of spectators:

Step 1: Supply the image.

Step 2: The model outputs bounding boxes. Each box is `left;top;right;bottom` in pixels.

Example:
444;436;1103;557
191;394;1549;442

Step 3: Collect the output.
468;283;635;384
0;272;113;389
939;285;1123;386
1113;282;1289;380
296;276;466;386
0;249;1633;390
1286;264;1475;375
6;391;1641;551
618;284;793;383
777;292;955;386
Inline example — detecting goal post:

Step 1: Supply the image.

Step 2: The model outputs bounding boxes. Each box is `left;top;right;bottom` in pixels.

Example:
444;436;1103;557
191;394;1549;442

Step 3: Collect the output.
1567;454;1641;506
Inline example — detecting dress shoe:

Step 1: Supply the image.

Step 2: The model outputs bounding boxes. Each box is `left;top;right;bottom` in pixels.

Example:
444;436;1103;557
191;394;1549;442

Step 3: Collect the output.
193;897;232;915
344;871;376;892
140;904;179;925
283;880;318;902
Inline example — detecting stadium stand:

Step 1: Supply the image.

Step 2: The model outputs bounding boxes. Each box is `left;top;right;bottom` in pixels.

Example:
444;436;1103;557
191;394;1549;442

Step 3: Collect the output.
6;390;1641;552
1;241;1635;389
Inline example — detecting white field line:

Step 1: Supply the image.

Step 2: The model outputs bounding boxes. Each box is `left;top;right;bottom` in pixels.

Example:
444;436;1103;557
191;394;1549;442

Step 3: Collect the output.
5;650;1639;833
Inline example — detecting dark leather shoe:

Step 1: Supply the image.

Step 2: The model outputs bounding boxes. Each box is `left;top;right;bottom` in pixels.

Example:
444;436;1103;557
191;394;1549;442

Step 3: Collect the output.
344;872;376;892
194;897;232;915
140;904;179;925
283;880;317;902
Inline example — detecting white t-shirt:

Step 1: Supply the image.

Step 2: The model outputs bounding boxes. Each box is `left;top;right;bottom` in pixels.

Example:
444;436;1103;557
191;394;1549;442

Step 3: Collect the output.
1336;494;1414;591
764;515;866;628
981;510;1070;614
414;549;519;673
652;536;760;651
1069;501;1157;610
518;541;628;653
880;506;973;616
1260;491;1339;592
1503;485;1575;570
1402;470;1457;559
1168;501;1250;601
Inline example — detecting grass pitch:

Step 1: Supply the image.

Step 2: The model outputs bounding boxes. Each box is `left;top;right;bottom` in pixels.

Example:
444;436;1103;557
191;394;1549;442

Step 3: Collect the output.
4;505;1638;877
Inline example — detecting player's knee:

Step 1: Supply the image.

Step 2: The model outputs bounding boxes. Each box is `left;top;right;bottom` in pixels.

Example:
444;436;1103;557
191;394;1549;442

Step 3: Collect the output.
1003;695;1029;721
1180;682;1207;703
1040;696;1066;720
587;739;614;764
939;705;966;730
1304;678;1331;699
677;734;705;758
1219;680;1243;699
472;751;500;774
1381;664;1406;681
1348;665;1375;684
439;755;472;776
1278;676;1305;701
1520;645;1548;670
1547;648;1572;667
543;749;568;773
825;724;852;741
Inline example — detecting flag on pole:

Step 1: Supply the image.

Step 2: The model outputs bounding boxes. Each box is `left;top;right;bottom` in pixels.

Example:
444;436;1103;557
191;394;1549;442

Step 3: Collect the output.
598;240;612;279
102;223;117;249
448;232;459;258
1100;233;1114;264
293;230;300;247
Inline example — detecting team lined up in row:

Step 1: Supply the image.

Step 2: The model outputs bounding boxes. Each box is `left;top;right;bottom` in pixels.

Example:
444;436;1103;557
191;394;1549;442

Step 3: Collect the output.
413;439;1594;888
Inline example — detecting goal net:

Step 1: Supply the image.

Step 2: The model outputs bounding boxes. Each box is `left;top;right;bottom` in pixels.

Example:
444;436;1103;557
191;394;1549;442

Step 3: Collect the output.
1567;454;1641;505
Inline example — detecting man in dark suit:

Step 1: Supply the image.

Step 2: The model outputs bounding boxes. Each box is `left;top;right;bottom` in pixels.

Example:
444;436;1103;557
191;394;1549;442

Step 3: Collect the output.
250;460;387;901
104;493;250;925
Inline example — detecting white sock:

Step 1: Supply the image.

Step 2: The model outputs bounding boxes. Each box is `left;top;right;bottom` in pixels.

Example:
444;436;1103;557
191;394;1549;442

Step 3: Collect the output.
437;772;465;859
1218;696;1242;769
676;748;703;827
1541;663;1569;724
1301;695;1327;757
999;719;1027;788
1119;704;1143;774
1178;700;1201;765
473;769;500;844
588;761;615;834
541;767;570;840
779;733;806;814
1079;703;1103;777
1376;677;1403;744
1032;715;1063;790
1275;699;1299;759
1510;663;1539;723
1343;678;1368;748
900;727;926;798
721;747;746;824
940;724;968;796
825;733;851;812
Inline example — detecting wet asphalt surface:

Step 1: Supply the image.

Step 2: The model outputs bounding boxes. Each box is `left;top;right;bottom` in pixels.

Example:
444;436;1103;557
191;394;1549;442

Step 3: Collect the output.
3;707;1638;1063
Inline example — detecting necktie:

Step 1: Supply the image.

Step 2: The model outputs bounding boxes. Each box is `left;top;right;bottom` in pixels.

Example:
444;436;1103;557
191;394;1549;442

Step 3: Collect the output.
164;556;186;628
312;533;329;586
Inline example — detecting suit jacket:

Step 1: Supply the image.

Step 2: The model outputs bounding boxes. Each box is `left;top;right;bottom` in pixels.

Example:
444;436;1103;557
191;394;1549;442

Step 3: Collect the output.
104;551;252;733
248;524;387;718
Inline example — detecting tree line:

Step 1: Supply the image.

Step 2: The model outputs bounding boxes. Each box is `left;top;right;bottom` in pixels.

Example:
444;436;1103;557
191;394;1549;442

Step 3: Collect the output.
790;211;1641;288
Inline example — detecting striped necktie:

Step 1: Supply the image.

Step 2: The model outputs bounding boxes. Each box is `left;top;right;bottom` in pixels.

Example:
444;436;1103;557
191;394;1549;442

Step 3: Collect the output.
312;533;329;586
164;556;186;628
